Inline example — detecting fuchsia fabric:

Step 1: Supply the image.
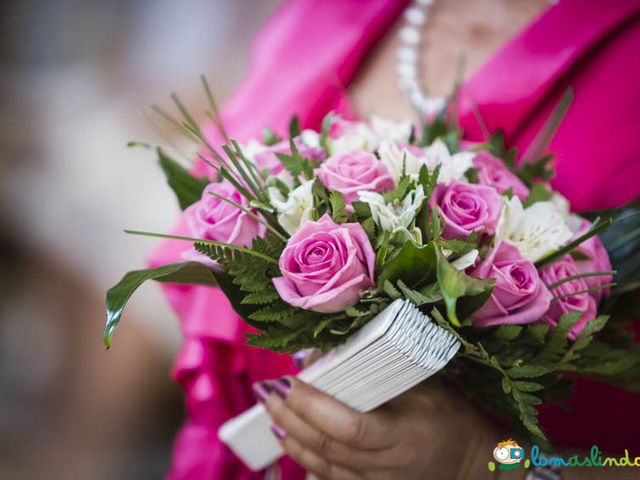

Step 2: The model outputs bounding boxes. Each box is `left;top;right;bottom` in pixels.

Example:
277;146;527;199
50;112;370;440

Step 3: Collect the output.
150;0;640;478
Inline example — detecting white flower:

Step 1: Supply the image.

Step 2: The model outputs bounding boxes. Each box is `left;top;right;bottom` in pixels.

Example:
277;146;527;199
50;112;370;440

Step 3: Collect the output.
299;129;320;149
329;116;413;155
495;196;573;262
241;138;268;159
549;191;584;232
358;186;426;242
423;139;475;184
451;249;479;270
329;123;377;154
378;138;474;185
378;140;424;182
370;115;413;145
268;180;316;235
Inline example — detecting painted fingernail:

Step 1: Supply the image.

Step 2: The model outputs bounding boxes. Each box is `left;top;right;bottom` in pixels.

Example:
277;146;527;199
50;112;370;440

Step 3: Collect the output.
292;349;310;369
271;423;286;440
252;381;272;403
272;377;292;399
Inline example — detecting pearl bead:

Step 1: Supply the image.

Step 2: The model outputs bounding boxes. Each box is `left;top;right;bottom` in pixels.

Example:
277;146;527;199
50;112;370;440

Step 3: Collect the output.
396;62;417;78
405;7;426;25
397;46;418;63
399;26;421;45
398;77;418;91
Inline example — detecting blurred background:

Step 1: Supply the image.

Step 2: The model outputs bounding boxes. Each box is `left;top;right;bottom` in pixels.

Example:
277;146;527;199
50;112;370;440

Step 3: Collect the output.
0;0;278;478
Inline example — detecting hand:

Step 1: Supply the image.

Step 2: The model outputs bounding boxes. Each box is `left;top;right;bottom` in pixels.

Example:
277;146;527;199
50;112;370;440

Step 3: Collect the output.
254;377;500;480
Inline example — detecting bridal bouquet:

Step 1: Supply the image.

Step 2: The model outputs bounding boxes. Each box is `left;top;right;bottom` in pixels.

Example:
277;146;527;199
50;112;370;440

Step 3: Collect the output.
106;86;640;443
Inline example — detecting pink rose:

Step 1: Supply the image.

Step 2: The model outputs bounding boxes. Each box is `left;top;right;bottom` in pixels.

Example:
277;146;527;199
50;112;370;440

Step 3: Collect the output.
572;218;613;302
254;139;326;176
473;151;529;201
273;214;375;313
314;151;395;204
429;180;502;240
469;242;552;327
540;256;597;339
182;180;266;267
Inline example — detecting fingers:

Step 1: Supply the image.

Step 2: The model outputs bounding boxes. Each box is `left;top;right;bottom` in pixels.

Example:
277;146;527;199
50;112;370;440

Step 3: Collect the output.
260;382;386;470
278;434;364;480
267;376;397;450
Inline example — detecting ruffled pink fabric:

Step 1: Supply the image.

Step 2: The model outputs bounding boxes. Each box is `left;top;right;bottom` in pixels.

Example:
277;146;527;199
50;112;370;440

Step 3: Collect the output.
151;0;640;477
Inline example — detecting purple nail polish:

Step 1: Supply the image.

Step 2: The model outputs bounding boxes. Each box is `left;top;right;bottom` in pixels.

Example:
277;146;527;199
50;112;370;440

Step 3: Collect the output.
252;381;272;403
292;350;309;369
271;424;286;439
272;377;292;399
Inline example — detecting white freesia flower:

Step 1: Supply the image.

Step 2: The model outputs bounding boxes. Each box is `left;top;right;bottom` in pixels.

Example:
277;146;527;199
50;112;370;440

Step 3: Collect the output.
268;180;315;235
241;138;268;159
423;139;475;184
378;138;474;184
370;115;413;145
451;249;479;271
378;140;424;182
329;123;378;154
358;186;426;242
329;117;413;155
495;196;573;262
299;129;321;149
549;191;584;232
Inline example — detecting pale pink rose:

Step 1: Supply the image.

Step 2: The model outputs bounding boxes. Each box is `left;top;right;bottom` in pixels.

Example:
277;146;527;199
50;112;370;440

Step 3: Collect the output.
253;139;325;176
273;214;375;313
182;180;266;267
314;151;395;204
469;242;552;327
572;218;613;302
473;151;529;201
540;256;597;339
429;180;502;240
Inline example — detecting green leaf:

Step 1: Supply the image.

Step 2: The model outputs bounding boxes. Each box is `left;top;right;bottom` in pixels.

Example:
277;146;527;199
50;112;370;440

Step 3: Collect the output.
288;115;301;138
329;191;349;224
262;127;280;146
436;247;494;327
382;279;402;299
494;325;523;342
507;364;554;378
396;279;440;306
417;163;440;199
378;241;437;287
501;377;512;394
522;183;552;208
352;201;372;220
157;149;209;209
104;262;217;347
319;113;338;152
513;381;544;392
537;311;580;362
527;324;550;343
521;88;573;167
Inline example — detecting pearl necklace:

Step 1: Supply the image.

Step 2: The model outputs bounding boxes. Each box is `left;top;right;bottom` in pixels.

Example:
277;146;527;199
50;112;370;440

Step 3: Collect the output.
396;0;557;117
396;0;445;118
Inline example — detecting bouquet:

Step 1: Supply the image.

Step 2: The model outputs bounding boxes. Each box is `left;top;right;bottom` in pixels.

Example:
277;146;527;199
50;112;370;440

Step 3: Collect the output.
106;83;640;445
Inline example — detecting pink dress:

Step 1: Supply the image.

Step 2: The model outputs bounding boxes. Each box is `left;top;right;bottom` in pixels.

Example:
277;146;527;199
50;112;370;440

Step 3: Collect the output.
149;1;640;478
